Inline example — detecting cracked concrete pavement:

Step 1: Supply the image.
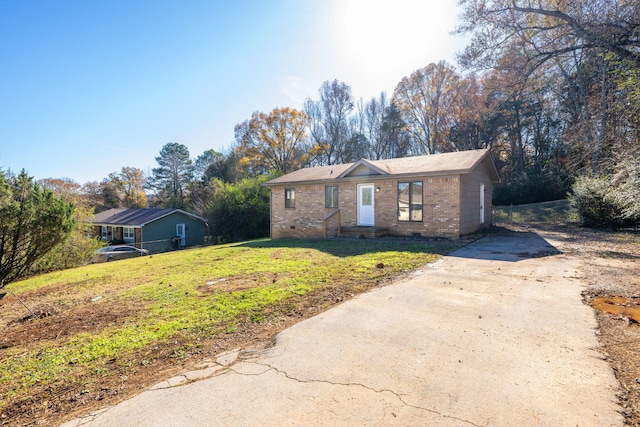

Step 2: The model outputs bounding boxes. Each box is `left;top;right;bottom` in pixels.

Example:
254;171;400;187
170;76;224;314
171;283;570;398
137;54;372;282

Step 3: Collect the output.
62;228;623;426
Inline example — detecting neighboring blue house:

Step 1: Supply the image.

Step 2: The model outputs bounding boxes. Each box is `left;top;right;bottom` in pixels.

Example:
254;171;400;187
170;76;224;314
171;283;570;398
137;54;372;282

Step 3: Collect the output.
92;208;208;253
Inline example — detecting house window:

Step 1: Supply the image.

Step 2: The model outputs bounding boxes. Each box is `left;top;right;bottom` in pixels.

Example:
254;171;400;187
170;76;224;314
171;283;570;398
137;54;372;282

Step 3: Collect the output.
123;227;135;242
398;181;423;222
101;226;109;241
285;187;295;208
325;185;338;208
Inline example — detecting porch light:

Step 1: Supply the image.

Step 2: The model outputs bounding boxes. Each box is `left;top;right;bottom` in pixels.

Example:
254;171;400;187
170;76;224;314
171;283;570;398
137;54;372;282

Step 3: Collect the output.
376;186;380;192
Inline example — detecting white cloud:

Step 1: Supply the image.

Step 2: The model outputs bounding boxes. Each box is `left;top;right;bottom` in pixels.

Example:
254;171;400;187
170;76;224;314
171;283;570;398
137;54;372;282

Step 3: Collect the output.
280;75;316;108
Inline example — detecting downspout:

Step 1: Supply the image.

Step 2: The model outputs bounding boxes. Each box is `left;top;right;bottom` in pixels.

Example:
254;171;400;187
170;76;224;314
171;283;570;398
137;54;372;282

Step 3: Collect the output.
269;187;273;238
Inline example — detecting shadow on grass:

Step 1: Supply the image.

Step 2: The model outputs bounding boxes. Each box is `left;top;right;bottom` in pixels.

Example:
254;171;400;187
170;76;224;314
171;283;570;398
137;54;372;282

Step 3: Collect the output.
238;237;461;258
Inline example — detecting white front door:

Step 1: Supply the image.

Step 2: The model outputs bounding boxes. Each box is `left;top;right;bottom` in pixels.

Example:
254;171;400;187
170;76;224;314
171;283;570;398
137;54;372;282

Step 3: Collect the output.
176;223;186;246
480;184;485;224
357;184;375;226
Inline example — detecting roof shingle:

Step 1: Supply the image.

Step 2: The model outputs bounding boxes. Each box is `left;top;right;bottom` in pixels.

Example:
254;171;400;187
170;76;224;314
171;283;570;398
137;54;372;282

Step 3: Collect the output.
265;149;497;185
93;208;205;226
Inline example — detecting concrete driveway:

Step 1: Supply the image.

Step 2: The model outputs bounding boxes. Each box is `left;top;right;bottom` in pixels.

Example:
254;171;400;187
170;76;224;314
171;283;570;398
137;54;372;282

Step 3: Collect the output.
64;228;623;426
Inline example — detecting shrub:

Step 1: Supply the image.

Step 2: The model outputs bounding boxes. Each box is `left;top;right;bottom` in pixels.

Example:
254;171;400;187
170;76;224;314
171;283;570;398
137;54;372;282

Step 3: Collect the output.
206;176;271;243
32;234;104;274
568;176;622;227
610;159;640;225
30;187;104;275
568;159;640;228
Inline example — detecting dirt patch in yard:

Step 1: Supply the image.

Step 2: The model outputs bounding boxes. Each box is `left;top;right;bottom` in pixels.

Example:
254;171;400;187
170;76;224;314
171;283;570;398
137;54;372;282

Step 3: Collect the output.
0;266;399;427
1;301;143;350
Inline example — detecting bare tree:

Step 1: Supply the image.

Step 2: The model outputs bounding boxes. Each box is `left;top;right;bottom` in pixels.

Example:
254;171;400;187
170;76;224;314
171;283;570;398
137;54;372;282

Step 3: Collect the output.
448;73;503;152
457;0;640;176
361;92;392;159
381;103;411;159
304;80;354;165
392;61;459;154
457;0;640;74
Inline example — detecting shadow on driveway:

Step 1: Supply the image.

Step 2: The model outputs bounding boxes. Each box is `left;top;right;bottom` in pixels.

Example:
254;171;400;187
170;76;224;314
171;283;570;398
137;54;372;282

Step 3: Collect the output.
450;226;562;262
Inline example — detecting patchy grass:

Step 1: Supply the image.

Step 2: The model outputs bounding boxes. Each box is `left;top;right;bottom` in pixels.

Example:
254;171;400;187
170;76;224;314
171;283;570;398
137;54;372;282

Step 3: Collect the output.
493;199;572;224
0;237;457;426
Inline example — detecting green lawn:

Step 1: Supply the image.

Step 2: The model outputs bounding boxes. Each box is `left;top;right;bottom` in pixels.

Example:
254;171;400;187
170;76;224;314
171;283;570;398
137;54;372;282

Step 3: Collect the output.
0;238;456;420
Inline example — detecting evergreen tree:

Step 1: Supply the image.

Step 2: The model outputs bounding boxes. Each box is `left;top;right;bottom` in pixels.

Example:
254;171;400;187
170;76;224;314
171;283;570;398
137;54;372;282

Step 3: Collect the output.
0;170;75;288
147;142;193;208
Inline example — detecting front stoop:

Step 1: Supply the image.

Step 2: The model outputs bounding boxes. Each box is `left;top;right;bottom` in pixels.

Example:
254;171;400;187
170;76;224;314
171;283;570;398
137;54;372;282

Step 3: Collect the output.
339;226;389;238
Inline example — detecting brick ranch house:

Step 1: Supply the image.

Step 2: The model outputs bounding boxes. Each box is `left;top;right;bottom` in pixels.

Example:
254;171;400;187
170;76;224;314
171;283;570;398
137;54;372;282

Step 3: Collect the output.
264;149;500;239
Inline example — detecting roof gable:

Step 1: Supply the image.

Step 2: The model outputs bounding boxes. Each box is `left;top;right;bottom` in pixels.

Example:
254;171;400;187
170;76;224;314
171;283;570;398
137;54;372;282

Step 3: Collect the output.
337;159;389;178
479;153;501;183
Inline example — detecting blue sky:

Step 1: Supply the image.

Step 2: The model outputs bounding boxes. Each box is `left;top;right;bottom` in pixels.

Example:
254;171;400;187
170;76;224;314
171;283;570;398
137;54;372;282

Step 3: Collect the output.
0;0;468;184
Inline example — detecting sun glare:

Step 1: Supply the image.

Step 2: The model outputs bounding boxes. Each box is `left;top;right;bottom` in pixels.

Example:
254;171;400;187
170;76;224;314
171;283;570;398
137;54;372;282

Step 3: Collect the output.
336;0;462;97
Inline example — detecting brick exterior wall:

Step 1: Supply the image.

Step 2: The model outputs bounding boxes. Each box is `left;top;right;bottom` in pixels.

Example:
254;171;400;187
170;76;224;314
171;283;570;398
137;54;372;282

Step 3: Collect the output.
270;184;330;238
269;172;494;239
135;228;142;248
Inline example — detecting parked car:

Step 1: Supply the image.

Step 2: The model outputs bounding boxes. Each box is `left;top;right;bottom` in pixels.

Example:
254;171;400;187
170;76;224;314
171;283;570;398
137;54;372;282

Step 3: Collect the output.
94;245;149;262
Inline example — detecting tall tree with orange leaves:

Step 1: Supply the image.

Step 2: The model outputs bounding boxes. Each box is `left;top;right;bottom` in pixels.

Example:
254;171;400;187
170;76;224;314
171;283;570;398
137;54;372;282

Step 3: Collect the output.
235;107;309;175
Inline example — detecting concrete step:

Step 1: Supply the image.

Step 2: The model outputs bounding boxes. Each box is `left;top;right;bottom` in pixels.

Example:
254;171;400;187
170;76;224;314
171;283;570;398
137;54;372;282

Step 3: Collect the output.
340;226;389;238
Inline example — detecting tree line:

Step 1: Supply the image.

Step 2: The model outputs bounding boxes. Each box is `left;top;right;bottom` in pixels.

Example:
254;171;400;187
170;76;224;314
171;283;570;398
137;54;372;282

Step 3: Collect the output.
2;0;639;287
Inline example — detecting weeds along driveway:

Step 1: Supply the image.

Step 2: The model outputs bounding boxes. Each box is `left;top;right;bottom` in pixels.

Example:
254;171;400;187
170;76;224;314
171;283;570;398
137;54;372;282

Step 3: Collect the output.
64;227;623;427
